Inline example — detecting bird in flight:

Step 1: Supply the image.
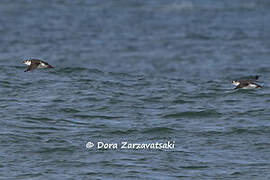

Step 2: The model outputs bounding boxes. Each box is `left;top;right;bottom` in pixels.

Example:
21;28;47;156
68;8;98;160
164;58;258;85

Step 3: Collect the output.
22;59;54;72
232;75;262;89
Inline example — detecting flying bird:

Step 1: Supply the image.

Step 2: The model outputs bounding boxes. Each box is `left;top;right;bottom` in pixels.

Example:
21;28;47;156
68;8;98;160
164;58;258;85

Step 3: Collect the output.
232;75;262;89
22;59;54;72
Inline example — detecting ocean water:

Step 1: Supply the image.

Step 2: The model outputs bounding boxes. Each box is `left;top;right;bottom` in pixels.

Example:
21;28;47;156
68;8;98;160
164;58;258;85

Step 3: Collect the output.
1;0;270;179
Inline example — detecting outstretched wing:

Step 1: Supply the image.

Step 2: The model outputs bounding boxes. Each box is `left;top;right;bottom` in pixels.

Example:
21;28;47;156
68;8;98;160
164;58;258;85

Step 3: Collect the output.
244;75;260;83
24;62;40;72
247;75;259;82
236;75;260;83
40;60;54;68
254;75;259;80
235;82;249;89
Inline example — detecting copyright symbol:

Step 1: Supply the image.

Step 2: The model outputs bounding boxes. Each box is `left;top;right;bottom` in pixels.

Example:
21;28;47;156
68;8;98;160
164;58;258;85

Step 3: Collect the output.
86;142;94;149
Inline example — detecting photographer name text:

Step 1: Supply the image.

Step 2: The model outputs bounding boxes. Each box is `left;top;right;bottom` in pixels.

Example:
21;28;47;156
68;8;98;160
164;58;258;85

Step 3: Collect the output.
86;141;175;150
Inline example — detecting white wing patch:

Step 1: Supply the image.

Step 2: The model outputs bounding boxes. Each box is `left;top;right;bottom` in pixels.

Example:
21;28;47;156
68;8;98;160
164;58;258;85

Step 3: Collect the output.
247;83;257;88
24;61;31;65
38;62;48;68
242;83;257;89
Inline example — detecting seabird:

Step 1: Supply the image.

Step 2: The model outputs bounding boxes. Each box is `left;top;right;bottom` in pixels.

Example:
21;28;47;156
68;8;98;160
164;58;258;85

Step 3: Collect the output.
22;59;54;72
232;75;262;89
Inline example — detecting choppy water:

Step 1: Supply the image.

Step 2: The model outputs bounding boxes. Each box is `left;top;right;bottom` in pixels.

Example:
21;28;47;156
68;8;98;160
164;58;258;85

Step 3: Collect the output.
1;0;270;179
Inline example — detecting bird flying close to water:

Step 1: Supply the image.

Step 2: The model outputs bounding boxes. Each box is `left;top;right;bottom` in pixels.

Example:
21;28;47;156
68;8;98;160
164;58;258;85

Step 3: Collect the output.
22;59;54;72
232;75;262;89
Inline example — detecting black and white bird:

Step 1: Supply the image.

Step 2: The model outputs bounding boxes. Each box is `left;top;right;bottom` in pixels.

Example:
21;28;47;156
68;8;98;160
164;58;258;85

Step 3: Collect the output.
232;75;262;89
22;59;54;72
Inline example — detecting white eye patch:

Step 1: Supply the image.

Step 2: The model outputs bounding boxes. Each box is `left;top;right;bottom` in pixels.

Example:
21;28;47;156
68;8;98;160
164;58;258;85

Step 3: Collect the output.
232;81;240;86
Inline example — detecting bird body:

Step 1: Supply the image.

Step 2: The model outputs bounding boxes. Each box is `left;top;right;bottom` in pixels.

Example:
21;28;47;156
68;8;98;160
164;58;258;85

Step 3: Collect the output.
22;59;54;72
232;76;262;89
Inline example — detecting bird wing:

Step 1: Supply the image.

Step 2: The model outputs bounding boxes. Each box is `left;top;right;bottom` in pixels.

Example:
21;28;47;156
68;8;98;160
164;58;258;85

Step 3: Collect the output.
24;62;40;72
40;60;49;65
235;82;249;89
252;82;262;88
40;60;54;68
254;75;259;80
245;75;259;82
236;76;259;83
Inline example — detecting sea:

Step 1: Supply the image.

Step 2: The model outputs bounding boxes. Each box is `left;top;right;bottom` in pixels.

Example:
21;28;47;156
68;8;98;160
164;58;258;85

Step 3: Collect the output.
1;0;270;179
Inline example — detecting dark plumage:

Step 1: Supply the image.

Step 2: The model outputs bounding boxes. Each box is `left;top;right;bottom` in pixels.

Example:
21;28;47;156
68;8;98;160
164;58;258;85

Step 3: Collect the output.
234;82;262;89
232;75;262;89
22;59;54;72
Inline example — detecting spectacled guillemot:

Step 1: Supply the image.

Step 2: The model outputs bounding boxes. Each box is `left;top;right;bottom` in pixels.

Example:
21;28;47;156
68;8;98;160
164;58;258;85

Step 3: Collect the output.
232;75;262;89
22;59;54;72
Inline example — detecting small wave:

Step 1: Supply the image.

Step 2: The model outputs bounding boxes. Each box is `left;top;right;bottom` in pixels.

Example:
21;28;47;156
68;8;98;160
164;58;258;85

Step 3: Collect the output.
141;127;175;134
107;71;140;79
104;129;138;135
180;165;209;169
161;1;258;12
0;80;11;86
73;114;123;120
185;33;213;40
163;110;221;118
172;99;194;104
53;67;105;74
162;2;194;11
229;127;270;135
59;108;81;113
